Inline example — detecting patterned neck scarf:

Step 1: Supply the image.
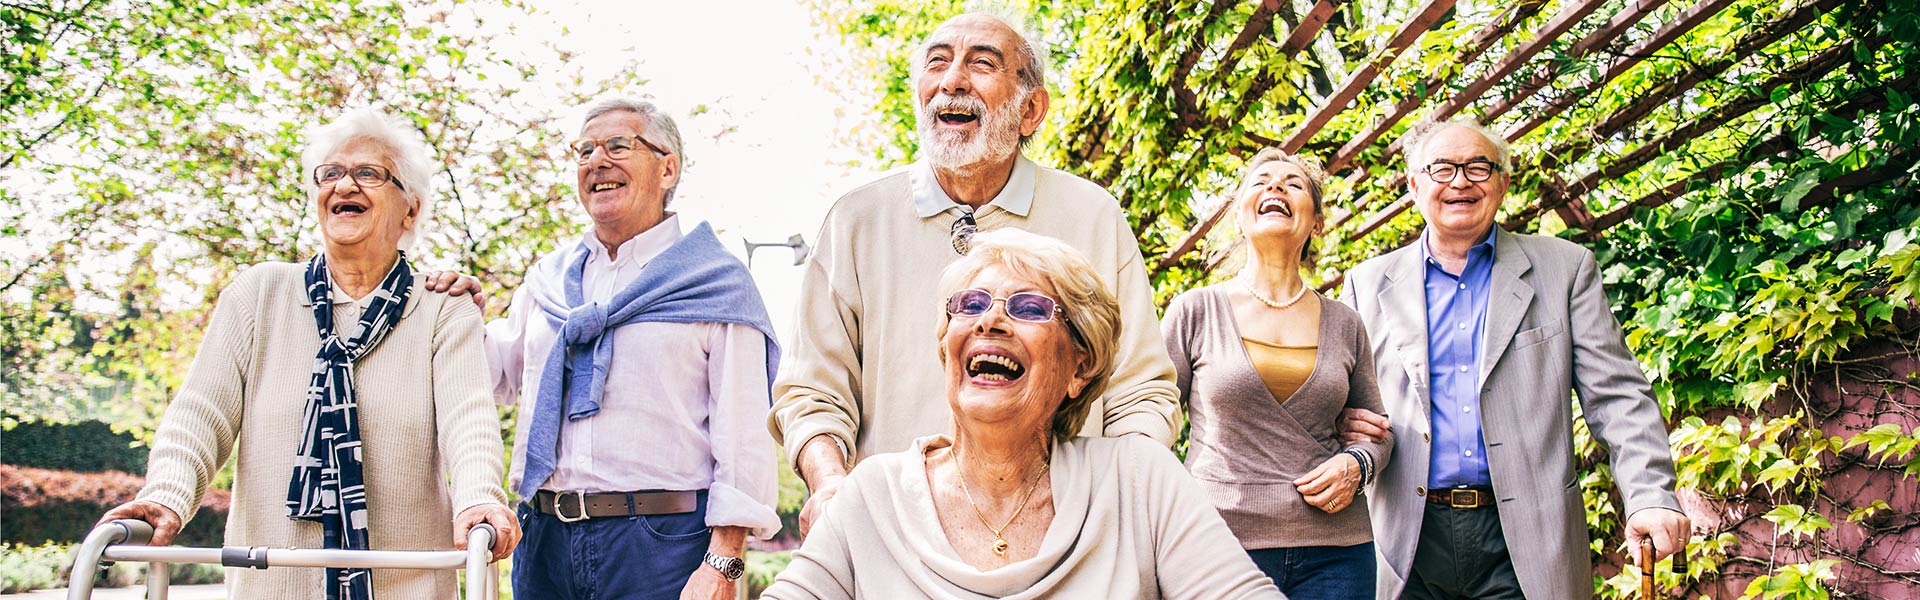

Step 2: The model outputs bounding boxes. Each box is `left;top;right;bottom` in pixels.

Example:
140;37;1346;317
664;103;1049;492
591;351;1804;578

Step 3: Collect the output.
285;252;412;600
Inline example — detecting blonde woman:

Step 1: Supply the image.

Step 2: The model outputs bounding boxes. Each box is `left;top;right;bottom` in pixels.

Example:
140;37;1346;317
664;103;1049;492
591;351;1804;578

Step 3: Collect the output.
1162;149;1392;599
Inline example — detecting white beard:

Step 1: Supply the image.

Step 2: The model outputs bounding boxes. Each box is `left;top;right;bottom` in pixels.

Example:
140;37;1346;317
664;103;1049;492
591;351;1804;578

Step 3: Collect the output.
916;89;1027;172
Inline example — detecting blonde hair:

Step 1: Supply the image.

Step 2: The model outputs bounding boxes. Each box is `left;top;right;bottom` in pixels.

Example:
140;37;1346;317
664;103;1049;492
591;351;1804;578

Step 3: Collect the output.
299;109;436;251
934;229;1120;440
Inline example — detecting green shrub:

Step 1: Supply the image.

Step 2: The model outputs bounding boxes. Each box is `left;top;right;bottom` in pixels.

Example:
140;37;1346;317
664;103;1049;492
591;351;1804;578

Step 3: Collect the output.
746;549;791;598
1;419;147;474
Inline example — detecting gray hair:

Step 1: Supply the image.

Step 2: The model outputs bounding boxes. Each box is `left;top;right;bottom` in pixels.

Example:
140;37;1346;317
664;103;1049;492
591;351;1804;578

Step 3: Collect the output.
582;98;685;205
1404;118;1513;179
299;108;436;251
934;229;1120;442
917;12;1050;145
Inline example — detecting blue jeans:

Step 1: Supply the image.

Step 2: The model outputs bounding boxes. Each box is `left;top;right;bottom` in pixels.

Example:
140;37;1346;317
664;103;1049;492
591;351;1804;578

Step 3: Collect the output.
512;492;711;600
1246;542;1376;600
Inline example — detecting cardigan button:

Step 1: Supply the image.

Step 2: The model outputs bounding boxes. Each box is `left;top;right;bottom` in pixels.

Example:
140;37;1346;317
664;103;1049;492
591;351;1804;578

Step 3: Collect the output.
1416;486;1427;497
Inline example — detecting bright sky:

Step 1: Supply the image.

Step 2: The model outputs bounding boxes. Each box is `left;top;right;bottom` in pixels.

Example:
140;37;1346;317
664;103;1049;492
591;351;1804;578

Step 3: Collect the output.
476;0;886;341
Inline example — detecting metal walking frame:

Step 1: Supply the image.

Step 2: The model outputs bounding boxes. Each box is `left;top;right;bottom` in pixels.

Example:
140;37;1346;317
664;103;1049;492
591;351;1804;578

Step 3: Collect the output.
66;520;500;599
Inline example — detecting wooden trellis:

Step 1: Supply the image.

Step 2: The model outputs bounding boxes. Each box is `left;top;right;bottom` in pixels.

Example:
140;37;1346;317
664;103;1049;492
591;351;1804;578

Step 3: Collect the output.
1144;0;1903;280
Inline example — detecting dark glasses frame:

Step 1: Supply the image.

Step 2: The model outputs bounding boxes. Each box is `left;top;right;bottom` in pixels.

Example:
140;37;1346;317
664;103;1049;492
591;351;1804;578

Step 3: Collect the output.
1420;159;1502;184
313;163;405;191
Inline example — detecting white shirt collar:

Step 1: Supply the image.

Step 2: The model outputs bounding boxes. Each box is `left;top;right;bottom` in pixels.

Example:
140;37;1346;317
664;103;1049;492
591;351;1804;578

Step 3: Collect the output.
910;153;1036;219
581;214;684;268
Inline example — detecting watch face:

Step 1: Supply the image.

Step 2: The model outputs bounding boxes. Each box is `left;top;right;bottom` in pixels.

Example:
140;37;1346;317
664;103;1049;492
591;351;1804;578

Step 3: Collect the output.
708;553;746;580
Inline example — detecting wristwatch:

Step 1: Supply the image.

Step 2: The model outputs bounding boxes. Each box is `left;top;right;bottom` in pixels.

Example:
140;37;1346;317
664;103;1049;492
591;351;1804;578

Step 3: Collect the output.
703;551;746;581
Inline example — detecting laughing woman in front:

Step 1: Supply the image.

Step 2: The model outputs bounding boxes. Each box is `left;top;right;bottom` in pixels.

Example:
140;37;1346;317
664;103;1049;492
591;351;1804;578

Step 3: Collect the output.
762;229;1281;599
1162;148;1393;599
96;109;518;599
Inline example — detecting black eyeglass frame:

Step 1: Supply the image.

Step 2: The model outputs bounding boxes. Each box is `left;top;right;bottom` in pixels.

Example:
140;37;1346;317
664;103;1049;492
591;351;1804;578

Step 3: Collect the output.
313;163;405;191
1420;159;1504;184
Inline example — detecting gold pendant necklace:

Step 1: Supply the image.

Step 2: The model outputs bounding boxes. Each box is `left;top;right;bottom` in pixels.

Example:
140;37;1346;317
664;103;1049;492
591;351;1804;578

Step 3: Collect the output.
1241;276;1309;310
956;448;1050;557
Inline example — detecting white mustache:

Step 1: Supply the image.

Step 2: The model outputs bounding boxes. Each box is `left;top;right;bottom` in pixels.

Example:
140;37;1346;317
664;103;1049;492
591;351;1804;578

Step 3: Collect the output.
924;93;988;121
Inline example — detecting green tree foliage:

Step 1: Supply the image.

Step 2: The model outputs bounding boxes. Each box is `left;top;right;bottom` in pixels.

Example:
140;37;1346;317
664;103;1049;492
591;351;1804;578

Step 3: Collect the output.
813;0;1919;596
1;0;638;438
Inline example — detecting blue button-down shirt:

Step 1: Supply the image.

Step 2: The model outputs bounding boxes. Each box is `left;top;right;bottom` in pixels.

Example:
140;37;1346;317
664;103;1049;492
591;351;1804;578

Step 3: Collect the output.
1424;229;1496;488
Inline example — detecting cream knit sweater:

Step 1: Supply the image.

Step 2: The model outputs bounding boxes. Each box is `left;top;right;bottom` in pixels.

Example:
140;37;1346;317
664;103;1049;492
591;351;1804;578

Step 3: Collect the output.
761;435;1284;599
136;262;507;599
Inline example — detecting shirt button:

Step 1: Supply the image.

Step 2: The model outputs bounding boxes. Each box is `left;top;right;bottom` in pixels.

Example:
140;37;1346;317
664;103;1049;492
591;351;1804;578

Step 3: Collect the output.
1464;406;1472;413
1458;283;1466;290
1464;450;1473;457
1457;322;1467;330
1459;365;1470;372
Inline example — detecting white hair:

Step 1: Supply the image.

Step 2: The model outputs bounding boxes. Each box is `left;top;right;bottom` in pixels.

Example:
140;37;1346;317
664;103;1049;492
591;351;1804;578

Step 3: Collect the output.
582;98;685;205
299;109;436;251
1404;118;1513;178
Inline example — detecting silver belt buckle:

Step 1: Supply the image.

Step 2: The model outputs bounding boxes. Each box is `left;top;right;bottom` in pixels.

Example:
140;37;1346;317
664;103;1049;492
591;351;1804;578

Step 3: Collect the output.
553;490;591;522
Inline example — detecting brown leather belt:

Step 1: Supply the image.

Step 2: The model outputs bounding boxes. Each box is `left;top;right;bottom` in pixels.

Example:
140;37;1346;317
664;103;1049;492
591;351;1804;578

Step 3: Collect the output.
1426;487;1497;509
531;490;698;522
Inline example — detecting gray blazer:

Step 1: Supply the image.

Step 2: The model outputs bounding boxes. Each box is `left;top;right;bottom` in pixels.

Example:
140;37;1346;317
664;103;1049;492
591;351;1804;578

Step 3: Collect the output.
1341;228;1681;600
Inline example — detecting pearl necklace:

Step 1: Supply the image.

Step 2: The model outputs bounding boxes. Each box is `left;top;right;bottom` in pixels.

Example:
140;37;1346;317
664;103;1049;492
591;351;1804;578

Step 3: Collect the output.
1241;276;1309;310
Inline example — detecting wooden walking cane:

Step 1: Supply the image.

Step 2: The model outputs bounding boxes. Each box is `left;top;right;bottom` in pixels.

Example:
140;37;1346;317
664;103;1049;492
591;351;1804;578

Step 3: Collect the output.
1639;538;1690;599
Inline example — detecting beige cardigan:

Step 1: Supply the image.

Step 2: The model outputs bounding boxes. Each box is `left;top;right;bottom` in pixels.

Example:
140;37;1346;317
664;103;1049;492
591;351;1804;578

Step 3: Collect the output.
1162;286;1392;549
769;155;1181;468
136;262;507;599
761;435;1284;599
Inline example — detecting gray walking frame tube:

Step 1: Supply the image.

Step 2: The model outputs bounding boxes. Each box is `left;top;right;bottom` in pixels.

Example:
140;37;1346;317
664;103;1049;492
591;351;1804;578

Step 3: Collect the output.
66;520;499;599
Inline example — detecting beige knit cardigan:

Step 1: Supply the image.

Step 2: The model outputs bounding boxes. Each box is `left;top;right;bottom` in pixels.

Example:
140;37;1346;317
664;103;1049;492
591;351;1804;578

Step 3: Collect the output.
136;262;507;599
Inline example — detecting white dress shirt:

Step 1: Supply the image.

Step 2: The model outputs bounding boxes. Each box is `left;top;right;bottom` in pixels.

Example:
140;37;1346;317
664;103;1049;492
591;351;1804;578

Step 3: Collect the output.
486;215;781;538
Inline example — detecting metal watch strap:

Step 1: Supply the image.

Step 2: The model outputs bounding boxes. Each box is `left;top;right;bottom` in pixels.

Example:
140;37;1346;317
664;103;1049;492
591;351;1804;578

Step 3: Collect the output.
703;551;745;581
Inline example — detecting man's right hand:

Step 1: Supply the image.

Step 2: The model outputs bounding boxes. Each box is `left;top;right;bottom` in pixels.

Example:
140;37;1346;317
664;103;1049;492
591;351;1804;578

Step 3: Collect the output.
796;434;852;538
798;474;844;538
96;500;183;546
1337;408;1393;444
422;271;488;313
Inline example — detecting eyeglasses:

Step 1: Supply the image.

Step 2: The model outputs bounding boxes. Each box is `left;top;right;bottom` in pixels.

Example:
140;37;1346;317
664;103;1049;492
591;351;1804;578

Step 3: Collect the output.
567;134;670;163
945;289;1068;324
949;211;977;255
1421;159;1502;183
314;164;404;190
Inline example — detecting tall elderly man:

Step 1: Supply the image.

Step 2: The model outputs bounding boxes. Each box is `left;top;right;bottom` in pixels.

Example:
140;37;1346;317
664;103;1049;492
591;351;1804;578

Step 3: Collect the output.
434;99;782;600
769;12;1182;535
1339;120;1690;599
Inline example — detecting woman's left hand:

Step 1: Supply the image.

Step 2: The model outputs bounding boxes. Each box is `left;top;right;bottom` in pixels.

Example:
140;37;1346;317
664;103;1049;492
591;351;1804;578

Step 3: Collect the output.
1293;453;1363;514
453;503;520;561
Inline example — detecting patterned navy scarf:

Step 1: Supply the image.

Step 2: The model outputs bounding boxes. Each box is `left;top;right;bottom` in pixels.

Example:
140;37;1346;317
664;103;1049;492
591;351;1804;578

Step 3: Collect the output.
285;252;412;600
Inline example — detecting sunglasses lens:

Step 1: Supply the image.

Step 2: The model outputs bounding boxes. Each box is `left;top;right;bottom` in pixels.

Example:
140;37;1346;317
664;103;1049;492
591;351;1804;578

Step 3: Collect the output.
946;289;992;316
1005;293;1056;322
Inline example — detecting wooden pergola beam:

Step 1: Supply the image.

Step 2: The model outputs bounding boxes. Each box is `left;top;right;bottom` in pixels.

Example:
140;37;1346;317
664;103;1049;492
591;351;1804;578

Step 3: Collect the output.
1325;0;1548;173
1575;74;1910;238
1156;0;1458;273
1480;0;1675;122
1513;41;1856;226
1505;0;1744;141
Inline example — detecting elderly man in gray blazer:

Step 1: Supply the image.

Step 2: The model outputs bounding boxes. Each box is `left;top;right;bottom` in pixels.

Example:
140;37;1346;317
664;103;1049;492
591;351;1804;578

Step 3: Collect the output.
1339;120;1690;599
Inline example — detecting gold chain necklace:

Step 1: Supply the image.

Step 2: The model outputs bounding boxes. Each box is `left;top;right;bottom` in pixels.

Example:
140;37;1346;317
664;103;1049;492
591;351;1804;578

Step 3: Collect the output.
1241;276;1309;310
955;448;1050;557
